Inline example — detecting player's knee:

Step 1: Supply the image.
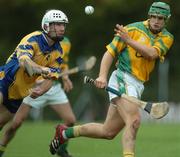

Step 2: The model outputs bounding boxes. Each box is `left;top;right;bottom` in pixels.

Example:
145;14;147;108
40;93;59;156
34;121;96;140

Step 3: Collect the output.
11;119;23;130
127;113;141;129
103;130;117;140
66;122;75;127
133;117;141;130
126;116;141;139
105;133;116;140
130;117;141;130
65;116;76;126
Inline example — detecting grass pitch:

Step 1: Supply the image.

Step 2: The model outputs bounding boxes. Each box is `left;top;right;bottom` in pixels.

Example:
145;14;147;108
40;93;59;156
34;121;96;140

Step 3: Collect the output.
0;121;179;157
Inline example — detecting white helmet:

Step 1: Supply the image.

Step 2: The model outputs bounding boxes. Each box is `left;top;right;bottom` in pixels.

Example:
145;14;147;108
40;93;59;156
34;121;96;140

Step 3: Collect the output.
41;9;68;33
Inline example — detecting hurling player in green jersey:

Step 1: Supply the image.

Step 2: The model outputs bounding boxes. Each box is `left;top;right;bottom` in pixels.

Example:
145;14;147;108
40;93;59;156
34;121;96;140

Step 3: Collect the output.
49;2;174;157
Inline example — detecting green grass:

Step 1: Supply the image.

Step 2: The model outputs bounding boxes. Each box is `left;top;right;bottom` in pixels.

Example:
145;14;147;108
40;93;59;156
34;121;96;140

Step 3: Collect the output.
0;121;179;157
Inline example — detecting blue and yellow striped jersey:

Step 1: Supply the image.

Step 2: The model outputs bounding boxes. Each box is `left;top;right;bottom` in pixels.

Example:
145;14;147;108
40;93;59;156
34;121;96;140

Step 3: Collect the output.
6;31;64;99
36;36;71;82
106;20;174;82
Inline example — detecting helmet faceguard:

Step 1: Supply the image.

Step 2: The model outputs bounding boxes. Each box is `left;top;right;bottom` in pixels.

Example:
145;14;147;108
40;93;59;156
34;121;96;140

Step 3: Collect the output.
41;9;68;34
148;2;171;19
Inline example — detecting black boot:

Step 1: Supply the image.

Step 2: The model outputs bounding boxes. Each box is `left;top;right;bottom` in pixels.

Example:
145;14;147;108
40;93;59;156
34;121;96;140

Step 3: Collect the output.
56;141;72;157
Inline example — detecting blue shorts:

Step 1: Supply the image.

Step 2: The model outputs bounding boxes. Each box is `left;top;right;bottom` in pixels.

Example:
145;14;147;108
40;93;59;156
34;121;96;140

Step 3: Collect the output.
1;95;23;114
0;59;22;113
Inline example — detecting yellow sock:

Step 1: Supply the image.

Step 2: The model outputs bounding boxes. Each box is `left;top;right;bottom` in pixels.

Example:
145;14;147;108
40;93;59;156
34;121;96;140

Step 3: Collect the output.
123;151;134;157
73;125;81;137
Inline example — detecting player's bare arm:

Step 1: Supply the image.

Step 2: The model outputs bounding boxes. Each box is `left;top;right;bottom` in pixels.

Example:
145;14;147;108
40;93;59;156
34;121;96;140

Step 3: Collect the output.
29;79;53;99
95;51;113;89
19;57;50;76
114;24;158;60
62;74;73;92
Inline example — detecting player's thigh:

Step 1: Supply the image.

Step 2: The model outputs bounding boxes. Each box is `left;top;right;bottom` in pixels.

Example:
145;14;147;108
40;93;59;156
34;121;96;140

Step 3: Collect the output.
110;70;142;122
103;104;125;135
0;104;13;127
50;103;76;123
112;97;140;123
23;95;47;109
12;103;32;124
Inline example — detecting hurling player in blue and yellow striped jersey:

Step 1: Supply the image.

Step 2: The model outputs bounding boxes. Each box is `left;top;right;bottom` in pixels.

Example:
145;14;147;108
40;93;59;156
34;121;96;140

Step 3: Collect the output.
49;2;174;157
0;9;69;156
0;37;76;157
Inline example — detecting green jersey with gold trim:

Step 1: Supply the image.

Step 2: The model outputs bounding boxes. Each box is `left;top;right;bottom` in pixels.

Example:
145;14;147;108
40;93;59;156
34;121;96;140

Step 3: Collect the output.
106;20;174;82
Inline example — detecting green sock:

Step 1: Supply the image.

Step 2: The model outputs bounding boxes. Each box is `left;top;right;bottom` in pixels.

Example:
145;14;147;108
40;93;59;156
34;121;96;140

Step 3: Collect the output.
65;125;81;138
65;127;75;138
0;127;3;132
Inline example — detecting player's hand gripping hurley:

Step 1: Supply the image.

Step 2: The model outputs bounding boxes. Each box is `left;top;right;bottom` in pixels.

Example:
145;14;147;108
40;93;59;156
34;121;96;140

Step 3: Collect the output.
24;56;96;79
84;76;169;119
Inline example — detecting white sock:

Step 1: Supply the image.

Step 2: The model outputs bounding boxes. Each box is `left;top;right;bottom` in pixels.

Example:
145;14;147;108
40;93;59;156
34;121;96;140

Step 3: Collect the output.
62;130;68;140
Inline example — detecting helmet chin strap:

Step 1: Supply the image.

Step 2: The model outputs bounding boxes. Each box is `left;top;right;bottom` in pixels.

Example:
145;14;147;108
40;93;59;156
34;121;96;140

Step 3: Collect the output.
50;35;64;42
46;30;64;42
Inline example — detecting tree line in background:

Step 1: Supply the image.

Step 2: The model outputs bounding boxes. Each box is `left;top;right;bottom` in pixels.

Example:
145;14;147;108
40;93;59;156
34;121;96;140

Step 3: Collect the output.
0;0;179;119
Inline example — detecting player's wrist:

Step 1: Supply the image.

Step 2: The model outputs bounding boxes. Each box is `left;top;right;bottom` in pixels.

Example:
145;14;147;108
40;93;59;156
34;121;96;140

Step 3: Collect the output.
125;37;132;45
62;75;69;81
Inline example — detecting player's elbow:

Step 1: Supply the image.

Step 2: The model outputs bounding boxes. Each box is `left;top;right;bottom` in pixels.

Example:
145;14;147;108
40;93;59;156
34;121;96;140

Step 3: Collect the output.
19;57;31;67
145;52;159;61
147;48;159;61
147;54;158;61
19;58;25;67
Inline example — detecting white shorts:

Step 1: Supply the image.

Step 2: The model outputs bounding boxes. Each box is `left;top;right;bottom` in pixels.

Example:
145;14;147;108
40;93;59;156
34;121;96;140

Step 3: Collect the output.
108;70;144;101
23;82;69;109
